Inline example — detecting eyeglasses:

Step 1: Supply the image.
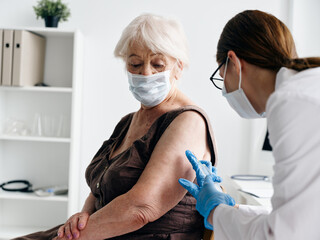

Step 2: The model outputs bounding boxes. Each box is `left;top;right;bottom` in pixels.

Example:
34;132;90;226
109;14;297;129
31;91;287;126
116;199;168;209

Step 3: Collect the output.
209;61;225;90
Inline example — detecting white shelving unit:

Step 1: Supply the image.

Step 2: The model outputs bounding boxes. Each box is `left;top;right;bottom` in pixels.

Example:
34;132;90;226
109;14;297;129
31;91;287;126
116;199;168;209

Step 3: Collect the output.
0;27;83;240
0;135;71;143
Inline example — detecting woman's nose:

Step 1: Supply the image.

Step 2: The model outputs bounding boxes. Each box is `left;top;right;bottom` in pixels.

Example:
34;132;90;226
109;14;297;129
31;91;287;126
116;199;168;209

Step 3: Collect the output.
140;65;153;75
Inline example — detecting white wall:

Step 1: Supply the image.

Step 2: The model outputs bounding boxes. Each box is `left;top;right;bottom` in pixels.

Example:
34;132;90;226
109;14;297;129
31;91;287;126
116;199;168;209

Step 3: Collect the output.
291;0;320;57
0;0;290;210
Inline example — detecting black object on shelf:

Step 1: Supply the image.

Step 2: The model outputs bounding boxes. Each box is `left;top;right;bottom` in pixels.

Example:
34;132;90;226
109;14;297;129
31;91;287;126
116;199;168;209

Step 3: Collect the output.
0;180;33;192
35;82;50;87
262;131;272;151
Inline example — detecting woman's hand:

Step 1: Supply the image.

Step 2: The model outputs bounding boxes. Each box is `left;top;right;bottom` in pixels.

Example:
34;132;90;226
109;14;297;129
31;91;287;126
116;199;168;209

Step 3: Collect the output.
56;212;90;239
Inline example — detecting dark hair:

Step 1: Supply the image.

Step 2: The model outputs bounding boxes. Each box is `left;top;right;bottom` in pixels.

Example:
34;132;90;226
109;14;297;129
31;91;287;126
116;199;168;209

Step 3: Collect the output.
216;10;320;72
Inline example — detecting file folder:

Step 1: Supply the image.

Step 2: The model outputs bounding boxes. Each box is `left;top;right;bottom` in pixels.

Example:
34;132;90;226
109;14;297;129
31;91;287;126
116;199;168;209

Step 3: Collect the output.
0;30;3;85
12;30;46;86
2;29;14;86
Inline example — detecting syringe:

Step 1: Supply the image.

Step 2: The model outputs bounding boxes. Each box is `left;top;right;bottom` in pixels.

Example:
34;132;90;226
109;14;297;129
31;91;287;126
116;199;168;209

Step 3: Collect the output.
186;150;222;192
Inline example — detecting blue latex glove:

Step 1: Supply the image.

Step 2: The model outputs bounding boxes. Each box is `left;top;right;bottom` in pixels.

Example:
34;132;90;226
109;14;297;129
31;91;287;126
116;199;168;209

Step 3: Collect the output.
179;150;235;230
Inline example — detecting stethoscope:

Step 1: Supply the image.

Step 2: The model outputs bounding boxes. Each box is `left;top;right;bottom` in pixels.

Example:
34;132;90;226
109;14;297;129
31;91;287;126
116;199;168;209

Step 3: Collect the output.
231;174;270;182
0;180;33;192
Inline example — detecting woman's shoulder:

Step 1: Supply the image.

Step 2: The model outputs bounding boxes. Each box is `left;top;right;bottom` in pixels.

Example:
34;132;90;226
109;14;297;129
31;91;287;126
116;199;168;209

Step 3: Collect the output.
119;111;135;122
169;91;211;119
163;104;211;123
108;112;135;139
114;112;135;129
156;104;216;165
154;104;213;142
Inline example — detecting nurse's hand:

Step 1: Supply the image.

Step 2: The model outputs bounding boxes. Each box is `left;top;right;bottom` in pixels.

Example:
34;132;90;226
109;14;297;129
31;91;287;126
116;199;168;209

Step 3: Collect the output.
56;212;90;239
184;150;222;181
179;150;235;230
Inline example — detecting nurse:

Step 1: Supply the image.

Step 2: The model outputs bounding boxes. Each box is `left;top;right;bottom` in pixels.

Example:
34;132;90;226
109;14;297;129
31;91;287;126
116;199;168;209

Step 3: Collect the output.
179;10;320;239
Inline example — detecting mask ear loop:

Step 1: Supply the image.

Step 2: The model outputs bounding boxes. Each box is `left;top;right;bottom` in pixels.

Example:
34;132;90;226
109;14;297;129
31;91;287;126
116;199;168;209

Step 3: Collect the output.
236;57;242;89
223;57;229;88
171;59;181;86
175;59;182;69
167;59;181;98
173;59;183;73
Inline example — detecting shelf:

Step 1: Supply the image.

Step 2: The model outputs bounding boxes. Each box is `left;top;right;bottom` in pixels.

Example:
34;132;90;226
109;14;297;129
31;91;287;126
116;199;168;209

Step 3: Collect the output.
0;27;83;232
0;26;76;38
0;86;72;93
0;135;71;143
0;225;49;240
0;191;68;202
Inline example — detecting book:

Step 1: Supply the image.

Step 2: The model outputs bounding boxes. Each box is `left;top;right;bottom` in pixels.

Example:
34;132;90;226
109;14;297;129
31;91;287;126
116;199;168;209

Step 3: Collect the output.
12;30;46;86
0;29;3;85
1;29;14;86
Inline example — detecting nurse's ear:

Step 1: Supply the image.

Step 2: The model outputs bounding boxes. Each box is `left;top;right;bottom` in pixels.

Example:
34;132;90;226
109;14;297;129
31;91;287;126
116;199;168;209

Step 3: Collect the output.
227;50;242;77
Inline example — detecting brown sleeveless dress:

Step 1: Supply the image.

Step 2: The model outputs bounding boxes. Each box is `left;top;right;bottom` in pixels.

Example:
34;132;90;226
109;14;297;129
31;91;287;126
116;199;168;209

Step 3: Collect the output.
13;105;217;240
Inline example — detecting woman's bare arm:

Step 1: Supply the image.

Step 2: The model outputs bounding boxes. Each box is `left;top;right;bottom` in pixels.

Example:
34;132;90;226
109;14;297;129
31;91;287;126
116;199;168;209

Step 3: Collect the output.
77;111;212;239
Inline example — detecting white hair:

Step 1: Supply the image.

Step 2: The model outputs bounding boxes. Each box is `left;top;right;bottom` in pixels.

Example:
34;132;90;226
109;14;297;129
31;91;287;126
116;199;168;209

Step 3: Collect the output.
114;13;189;68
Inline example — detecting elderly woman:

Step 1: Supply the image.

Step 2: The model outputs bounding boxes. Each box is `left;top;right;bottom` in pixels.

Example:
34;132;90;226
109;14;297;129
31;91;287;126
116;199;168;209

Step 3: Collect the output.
14;14;217;240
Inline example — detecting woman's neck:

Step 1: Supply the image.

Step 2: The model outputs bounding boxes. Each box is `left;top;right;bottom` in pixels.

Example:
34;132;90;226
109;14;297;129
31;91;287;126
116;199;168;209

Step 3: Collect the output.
246;66;277;113
136;88;191;124
256;70;277;112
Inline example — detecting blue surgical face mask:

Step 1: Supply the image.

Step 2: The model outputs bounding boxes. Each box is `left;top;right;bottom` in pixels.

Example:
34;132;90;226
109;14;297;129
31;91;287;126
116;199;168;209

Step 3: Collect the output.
127;69;172;107
222;57;266;119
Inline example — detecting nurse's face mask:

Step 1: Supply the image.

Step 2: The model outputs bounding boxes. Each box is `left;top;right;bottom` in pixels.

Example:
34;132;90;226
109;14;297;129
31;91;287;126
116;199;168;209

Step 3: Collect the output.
127;62;176;107
222;57;265;119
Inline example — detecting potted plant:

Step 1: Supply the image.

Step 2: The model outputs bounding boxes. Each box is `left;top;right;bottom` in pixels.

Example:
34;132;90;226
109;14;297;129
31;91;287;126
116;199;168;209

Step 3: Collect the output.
33;0;71;28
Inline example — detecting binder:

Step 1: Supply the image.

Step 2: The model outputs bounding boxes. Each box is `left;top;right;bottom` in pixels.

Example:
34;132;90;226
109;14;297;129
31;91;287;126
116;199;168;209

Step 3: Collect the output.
0;29;3;85
12;30;46;86
1;29;14;86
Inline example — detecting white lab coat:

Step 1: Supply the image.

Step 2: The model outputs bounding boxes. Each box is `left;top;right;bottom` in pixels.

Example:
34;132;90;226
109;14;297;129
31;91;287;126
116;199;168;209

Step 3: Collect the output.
213;67;320;239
